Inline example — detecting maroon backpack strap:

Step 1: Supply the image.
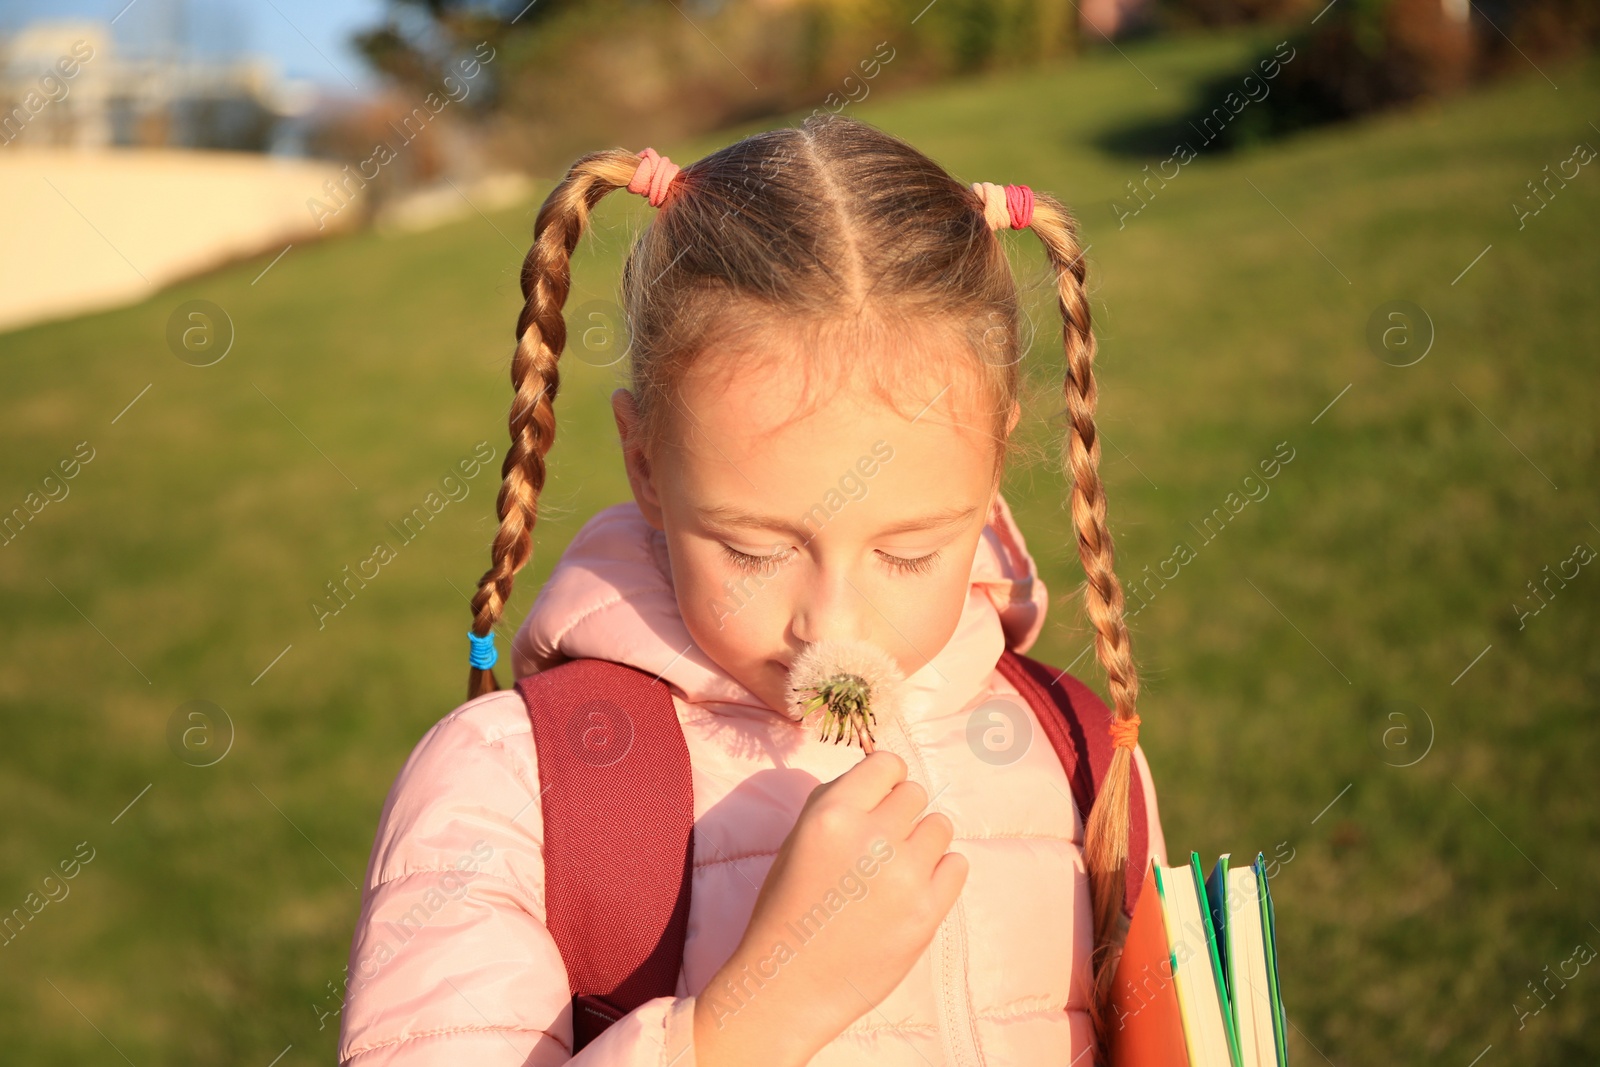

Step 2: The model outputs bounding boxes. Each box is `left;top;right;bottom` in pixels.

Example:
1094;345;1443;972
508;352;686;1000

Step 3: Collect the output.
994;648;1150;918
514;658;694;1054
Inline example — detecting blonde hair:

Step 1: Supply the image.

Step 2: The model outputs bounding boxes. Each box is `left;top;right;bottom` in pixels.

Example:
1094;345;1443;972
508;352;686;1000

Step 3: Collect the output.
467;114;1140;1056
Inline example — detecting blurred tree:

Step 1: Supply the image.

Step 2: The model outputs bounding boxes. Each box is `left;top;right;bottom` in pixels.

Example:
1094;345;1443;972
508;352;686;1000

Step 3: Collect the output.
1473;0;1600;73
302;91;454;221
1153;0;1315;28
1164;0;1595;152
347;0;1086;172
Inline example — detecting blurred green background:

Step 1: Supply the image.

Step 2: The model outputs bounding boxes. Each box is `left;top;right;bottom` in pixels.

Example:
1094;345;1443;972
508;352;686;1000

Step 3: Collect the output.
2;23;1597;1066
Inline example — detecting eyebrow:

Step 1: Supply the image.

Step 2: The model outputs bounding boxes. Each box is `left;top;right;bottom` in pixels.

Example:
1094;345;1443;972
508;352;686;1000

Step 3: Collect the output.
699;502;981;539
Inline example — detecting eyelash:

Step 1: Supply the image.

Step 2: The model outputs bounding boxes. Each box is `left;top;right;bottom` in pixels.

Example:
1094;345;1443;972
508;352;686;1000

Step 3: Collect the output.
883;549;942;575
719;545;792;577
719;544;942;576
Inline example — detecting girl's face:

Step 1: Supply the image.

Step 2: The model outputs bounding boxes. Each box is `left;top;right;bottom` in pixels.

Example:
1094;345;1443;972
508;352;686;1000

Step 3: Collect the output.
611;330;1018;716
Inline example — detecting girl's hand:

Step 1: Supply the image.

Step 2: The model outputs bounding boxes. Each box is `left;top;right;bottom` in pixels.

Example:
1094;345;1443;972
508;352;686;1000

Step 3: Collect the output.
693;750;969;1067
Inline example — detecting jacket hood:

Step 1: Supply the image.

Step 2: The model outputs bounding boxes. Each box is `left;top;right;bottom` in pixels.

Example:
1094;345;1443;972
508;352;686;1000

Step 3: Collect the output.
511;491;1052;720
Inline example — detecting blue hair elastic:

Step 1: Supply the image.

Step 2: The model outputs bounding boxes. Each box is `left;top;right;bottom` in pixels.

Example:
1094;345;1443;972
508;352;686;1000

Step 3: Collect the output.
467;630;498;670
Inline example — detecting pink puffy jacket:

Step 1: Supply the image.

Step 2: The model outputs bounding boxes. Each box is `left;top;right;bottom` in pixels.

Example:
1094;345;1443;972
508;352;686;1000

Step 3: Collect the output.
337;492;1167;1066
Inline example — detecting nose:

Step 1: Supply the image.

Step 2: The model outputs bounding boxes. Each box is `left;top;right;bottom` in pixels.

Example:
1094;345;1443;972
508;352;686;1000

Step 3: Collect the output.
788;562;869;648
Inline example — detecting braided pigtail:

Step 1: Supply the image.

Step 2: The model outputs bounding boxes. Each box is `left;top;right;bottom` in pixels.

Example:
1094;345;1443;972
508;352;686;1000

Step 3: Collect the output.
1028;194;1142;1057
467;148;650;699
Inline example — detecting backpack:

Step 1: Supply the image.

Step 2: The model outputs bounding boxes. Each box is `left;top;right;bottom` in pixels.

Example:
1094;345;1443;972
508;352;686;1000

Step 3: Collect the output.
514;649;1150;1054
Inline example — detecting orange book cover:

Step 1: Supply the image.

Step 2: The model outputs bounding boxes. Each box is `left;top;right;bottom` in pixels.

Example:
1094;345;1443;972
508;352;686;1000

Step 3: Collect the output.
1109;862;1190;1066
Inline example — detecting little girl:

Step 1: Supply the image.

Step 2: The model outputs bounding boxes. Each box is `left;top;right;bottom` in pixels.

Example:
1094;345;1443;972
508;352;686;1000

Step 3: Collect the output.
338;115;1166;1067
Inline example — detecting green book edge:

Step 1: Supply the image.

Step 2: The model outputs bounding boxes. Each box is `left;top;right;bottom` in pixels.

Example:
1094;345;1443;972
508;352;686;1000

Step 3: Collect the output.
1153;862;1180;987
1254;853;1290;1066
1205;853;1233;1001
1192;851;1243;1067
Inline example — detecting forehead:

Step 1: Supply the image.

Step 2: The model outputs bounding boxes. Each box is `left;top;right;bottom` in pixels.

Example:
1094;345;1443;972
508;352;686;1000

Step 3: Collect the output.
660;328;999;530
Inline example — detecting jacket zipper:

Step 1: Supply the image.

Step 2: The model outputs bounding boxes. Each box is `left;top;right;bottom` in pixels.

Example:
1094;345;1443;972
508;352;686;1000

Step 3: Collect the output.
889;712;984;1067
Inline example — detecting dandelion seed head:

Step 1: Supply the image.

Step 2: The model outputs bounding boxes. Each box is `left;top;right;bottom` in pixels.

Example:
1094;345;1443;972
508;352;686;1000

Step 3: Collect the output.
783;638;907;748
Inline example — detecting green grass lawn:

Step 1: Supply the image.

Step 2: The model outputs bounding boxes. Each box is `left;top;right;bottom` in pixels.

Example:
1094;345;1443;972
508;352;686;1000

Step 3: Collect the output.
2;24;1596;1065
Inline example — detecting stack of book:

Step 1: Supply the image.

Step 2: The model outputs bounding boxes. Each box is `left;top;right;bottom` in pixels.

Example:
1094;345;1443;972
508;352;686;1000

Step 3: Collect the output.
1111;852;1289;1066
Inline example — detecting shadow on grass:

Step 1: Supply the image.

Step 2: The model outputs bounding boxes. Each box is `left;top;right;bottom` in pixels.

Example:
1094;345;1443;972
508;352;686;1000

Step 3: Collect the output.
1089;31;1322;160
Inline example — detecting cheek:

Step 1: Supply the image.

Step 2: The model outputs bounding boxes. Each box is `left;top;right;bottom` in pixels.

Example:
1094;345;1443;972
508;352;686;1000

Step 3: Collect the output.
671;539;791;655
884;568;970;670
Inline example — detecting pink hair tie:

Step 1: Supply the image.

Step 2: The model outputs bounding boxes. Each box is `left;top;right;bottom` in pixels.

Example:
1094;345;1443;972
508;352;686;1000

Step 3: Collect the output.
972;181;1034;230
628;147;680;207
1005;184;1034;230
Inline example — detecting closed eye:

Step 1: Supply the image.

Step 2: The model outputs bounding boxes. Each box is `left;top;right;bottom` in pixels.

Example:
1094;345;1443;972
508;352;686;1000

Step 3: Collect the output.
720;544;942;576
721;543;792;575
879;548;941;575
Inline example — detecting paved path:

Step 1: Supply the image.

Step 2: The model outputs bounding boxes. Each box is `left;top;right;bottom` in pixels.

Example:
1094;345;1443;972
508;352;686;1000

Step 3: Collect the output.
0;147;357;335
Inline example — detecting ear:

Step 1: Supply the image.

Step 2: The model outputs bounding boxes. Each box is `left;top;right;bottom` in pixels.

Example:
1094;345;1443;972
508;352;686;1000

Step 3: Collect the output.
611;388;665;528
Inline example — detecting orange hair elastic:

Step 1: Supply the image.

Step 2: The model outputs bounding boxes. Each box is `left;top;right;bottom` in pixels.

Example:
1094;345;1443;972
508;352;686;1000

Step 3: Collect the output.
1109;713;1141;750
628;148;681;207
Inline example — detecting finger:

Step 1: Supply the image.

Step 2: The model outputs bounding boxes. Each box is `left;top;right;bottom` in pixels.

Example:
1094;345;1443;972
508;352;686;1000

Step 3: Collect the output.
825;749;908;809
903;808;955;861
871;778;930;833
927;849;970;915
